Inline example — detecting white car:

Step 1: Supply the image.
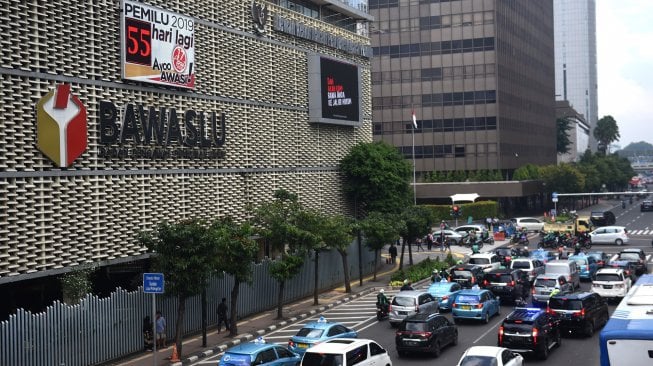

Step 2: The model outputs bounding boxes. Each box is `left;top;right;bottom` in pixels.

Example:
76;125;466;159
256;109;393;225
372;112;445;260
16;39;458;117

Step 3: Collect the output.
432;229;467;245
467;253;502;272
301;338;392;366
588;226;629;245
454;224;491;241
591;268;632;299
510;217;545;232
456;346;524;366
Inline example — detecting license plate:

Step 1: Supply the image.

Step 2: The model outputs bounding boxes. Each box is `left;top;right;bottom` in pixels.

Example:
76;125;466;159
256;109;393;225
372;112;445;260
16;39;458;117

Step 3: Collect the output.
405;340;418;346
603;285;613;289
494;286;504;290
399;311;408;315
461;305;471;310
298;343;308;349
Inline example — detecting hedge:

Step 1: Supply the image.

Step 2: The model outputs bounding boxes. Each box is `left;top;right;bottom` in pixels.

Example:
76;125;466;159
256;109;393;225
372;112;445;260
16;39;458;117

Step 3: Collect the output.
390;254;458;285
422;200;499;223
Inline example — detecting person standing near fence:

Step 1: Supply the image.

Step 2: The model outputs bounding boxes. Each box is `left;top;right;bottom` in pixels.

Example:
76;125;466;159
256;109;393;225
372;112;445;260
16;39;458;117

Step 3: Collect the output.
217;297;230;334
155;311;166;349
389;244;397;264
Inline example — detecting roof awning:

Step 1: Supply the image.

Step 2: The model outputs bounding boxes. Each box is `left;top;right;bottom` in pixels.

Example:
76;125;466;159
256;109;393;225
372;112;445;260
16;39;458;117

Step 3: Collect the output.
450;193;480;204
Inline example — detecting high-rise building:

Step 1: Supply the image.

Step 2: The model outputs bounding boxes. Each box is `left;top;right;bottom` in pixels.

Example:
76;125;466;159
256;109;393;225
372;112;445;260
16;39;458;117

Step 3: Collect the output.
370;0;556;179
554;0;598;150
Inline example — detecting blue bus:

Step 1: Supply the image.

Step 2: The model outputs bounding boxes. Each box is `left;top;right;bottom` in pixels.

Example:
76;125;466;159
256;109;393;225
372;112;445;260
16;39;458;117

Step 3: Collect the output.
599;274;653;366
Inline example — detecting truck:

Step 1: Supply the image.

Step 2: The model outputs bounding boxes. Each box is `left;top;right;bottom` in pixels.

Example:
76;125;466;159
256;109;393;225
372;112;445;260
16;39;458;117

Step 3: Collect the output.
542;216;593;235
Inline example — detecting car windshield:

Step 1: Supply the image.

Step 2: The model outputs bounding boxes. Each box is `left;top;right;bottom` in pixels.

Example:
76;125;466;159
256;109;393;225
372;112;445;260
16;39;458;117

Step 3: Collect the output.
460;355;498;366
296;328;324;338
301;353;344;366
456;295;480;304
469;258;490;265
496;249;511;256
549;298;583;310
535;279;556;287
571;258;587;265
221;352;251;365
453;270;473;278
401;322;428;331
511;261;530;269
392;296;416;307
486;274;512;283
595;273;622;282
619;253;639;260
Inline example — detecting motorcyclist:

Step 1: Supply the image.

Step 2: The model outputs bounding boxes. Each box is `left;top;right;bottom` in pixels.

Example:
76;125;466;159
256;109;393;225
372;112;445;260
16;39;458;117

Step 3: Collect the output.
574;242;581;255
431;269;441;283
622;200;626;209
629;196;634;204
376;289;389;313
400;279;414;291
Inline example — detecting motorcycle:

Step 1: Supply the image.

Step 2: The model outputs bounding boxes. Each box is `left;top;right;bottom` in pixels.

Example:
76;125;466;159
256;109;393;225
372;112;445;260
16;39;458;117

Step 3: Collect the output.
537;234;559;249
575;234;592;249
376;304;389;321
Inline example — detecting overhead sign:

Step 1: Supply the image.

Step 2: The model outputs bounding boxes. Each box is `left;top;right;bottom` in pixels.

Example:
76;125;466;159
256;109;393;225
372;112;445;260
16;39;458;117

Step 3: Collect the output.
308;54;361;127
121;0;196;88
143;273;164;294
552;192;558;199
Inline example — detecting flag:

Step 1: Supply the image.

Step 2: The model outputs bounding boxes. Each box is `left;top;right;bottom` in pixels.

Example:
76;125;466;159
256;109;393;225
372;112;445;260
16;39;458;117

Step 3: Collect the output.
412;110;417;128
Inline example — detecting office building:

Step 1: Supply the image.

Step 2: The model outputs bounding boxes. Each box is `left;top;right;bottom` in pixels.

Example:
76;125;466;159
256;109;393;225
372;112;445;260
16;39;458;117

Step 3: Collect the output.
554;0;598;150
370;0;557;179
556;100;590;163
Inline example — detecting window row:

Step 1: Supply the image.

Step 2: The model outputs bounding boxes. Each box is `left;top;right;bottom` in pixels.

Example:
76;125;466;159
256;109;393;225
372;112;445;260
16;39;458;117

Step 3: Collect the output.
398;143;498;159
372;37;494;58
372;90;496;109
373;116;497;134
371;64;495;84
369;0;461;9
419;11;494;30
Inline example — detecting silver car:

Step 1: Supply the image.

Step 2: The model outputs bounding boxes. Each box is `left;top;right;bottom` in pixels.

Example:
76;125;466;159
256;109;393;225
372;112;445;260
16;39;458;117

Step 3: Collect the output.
532;274;573;305
388;291;439;327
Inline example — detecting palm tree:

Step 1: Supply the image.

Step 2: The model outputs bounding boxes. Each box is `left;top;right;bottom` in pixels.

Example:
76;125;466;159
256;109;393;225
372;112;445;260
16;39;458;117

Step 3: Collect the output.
593;116;620;154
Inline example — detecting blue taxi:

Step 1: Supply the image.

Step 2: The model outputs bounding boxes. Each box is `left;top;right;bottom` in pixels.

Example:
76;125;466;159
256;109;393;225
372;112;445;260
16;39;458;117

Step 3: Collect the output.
569;254;598;280
452;289;501;324
427;280;463;311
219;337;300;366
287;316;357;355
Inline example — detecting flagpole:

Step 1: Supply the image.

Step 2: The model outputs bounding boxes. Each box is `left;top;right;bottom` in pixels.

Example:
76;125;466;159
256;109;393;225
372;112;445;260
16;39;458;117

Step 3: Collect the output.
411;110;417;206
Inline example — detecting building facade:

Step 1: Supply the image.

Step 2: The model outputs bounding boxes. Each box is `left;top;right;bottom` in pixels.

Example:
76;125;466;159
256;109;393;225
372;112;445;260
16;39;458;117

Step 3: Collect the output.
370;0;556;179
0;0;372;316
554;0;598;150
556;100;590;163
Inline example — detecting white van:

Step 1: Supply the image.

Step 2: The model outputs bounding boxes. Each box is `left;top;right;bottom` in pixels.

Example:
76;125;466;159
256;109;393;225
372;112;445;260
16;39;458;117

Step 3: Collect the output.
301;338;392;366
545;260;580;289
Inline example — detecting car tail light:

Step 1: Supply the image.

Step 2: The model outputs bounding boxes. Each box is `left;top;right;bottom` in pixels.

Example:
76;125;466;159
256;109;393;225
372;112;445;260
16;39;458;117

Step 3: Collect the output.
499;326;504;344
288;340;295;347
510;280;515;287
452;302;457;308
531;287;535;295
475;303;483;309
417;331;432;338
441;295;449;301
483;279;489;286
532;328;539;345
388;304;392;312
572;309;585;317
506;256;512;261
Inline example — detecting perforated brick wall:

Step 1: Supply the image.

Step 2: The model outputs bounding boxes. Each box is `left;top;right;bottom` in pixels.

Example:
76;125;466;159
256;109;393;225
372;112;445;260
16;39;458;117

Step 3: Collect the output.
0;0;372;279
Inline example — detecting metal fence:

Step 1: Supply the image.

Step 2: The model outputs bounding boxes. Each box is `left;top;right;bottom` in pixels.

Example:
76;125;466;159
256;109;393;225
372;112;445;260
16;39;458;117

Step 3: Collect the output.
0;242;378;366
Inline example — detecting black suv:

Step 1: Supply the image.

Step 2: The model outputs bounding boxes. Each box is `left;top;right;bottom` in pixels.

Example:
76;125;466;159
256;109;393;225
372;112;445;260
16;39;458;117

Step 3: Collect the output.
498;308;562;360
483;269;530;304
448;264;485;289
641;200;653;212
547;292;609;337
395;313;458;357
589;211;616;227
617;248;647;275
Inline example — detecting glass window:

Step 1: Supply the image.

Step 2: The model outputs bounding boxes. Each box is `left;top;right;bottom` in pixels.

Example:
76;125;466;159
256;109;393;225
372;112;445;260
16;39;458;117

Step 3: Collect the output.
346;345;368;365
254;349;277;364
276;347;294;358
369;342;385;356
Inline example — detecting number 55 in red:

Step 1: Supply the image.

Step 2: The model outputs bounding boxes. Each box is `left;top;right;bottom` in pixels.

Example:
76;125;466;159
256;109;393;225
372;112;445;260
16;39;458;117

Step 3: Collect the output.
125;18;151;65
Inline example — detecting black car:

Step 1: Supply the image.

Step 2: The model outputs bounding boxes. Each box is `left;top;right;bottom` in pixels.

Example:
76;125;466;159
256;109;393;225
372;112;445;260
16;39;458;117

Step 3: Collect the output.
547;292;609;337
641;200;653;212
589;211;616;227
395;313;458;357
448;264;485;289
608;260;638;282
482;269;530;304
498;307;562;360
617;249;647;275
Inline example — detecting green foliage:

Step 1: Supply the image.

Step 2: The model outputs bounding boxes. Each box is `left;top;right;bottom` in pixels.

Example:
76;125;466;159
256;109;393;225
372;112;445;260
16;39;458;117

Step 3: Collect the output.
340;141;412;215
399;206;435;245
513;164;541;180
422;201;498;222
317;214;354;253
556;117;573;154
539;163;585;193
576;151;635;191
445;252;455;266
60;267;94;304
139;219;217;299
617;141;653;157
269;254;304;282
594;115;620;153
252;189;306;254
390;257;452;283
207;217;258;285
360;212;403;252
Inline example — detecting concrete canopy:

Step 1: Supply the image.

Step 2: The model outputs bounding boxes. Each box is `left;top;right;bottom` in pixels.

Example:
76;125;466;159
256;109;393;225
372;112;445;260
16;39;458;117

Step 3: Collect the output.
450;193;480;204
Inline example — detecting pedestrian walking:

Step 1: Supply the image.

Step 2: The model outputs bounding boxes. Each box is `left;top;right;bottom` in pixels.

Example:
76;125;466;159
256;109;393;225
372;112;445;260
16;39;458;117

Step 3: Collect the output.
439;221;447;251
486;217;492;230
389;244;397;264
155;311;166;349
217;297;230;334
426;232;434;251
415;238;424;252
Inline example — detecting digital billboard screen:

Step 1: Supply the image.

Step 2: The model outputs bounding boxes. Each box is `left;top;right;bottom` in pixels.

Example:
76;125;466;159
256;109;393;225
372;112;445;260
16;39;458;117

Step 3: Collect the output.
308;54;361;127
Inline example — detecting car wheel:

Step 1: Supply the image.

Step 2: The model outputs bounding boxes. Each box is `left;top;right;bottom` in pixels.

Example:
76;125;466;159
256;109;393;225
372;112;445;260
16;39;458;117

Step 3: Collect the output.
432;341;442;357
585;321;595;337
484;312;490;324
615;239;624;246
555;329;562;347
539;340;550;360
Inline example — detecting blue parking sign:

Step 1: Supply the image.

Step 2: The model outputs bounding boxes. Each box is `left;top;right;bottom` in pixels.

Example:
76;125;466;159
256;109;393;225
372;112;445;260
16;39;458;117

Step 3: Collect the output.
143;273;164;294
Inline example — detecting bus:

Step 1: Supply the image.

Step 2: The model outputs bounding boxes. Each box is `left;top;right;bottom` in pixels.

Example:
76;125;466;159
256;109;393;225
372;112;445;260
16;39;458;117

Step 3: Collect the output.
599;274;653;366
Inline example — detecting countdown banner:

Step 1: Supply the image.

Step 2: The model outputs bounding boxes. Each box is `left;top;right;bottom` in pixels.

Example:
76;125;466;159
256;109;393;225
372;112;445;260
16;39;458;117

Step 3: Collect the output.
120;0;196;89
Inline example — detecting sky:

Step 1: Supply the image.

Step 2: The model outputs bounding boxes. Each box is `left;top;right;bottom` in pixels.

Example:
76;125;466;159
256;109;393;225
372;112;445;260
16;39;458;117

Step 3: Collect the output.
596;1;653;148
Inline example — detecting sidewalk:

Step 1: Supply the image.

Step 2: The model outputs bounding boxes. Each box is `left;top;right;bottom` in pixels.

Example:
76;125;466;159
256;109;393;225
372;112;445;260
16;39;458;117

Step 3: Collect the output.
109;247;472;366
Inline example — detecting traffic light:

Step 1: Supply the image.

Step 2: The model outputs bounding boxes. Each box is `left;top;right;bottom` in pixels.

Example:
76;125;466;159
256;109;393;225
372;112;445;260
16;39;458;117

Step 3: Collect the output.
451;205;461;218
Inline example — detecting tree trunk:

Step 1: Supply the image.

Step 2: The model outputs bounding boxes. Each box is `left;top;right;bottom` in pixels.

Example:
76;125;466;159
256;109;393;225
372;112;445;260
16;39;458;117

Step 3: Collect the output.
175;295;186;357
399;240;406;270
201;288;207;347
340;250;352;293
313;250;319;305
357;230;363;286
408;236;414;265
229;279;240;336
276;280;285;319
373;248;379;281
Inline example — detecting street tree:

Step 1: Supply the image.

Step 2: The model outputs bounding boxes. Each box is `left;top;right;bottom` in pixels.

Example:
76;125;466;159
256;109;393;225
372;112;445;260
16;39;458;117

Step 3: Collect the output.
360;211;403;280
139;219;217;357
294;209;328;305
556;117;573;154
207;217;258;336
253;189;311;319
340;141;412;217
539;163;585;193
594;115;620;153
398;206;435;269
318;214;355;293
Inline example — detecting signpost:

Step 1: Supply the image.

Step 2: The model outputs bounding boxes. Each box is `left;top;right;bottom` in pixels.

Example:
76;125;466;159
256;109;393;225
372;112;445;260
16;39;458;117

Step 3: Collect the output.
144;273;164;365
552;192;558;219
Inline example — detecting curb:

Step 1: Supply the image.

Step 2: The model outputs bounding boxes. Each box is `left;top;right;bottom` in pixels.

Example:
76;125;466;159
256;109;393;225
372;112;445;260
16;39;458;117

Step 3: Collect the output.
172;289;378;365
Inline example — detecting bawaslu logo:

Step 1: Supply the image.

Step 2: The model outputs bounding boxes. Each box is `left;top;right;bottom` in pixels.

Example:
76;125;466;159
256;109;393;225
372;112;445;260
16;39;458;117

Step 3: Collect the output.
36;84;88;167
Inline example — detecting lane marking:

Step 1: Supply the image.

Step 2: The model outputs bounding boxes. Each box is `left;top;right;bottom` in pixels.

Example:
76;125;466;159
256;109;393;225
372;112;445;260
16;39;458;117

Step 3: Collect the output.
473;315;504;344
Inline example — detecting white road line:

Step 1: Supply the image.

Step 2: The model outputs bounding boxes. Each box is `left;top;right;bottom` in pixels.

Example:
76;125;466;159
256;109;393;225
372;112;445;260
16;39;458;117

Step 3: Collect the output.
610;254;619;262
473;316;504;344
